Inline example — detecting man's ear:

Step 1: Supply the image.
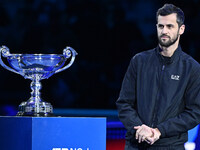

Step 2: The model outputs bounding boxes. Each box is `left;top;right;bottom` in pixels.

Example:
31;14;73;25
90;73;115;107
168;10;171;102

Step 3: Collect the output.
179;24;185;35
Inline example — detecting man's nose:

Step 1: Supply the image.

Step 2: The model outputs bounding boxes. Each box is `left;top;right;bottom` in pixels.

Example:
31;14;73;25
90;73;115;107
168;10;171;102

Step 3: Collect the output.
161;26;168;34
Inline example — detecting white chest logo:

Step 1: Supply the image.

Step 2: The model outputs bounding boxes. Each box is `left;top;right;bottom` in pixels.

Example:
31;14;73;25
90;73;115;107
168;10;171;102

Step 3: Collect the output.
171;75;180;80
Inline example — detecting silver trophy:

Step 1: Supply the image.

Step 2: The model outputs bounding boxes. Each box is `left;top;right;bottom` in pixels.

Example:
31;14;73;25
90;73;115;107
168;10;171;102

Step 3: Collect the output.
0;45;77;117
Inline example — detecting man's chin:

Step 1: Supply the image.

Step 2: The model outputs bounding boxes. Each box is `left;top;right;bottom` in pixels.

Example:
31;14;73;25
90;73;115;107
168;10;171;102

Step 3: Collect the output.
159;42;171;47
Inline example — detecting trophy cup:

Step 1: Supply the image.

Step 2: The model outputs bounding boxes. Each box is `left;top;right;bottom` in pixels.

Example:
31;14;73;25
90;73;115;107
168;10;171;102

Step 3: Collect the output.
0;45;77;117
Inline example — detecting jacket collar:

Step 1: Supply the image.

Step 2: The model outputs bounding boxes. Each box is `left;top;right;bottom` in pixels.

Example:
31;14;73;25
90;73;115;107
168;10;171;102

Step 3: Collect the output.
156;45;182;65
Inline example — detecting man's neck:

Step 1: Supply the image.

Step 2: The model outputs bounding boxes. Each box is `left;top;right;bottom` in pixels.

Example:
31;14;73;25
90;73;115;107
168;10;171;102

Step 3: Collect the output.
159;42;179;57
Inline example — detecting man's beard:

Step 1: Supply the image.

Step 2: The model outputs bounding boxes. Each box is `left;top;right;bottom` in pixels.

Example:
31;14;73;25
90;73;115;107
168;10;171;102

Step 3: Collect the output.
158;33;179;47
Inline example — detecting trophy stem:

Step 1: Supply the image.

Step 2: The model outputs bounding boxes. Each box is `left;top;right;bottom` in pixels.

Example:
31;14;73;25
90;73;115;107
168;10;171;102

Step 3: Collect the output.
16;74;53;117
30;74;42;113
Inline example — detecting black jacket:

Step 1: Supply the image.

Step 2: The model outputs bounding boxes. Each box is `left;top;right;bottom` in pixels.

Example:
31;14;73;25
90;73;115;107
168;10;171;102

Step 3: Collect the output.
116;45;200;147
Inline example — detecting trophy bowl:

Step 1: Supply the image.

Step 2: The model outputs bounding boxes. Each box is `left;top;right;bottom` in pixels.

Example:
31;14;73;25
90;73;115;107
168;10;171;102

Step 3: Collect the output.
0;46;77;117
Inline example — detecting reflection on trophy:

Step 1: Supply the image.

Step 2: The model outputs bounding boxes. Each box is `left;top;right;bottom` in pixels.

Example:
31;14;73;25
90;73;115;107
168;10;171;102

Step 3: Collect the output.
0;45;77;117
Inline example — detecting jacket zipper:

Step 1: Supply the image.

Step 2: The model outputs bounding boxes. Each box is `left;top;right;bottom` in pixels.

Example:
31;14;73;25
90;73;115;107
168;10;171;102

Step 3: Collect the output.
151;64;165;127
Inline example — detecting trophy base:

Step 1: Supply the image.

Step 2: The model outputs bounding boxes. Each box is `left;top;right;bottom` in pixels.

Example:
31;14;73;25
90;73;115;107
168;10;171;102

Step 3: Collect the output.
16;101;54;117
16;112;54;117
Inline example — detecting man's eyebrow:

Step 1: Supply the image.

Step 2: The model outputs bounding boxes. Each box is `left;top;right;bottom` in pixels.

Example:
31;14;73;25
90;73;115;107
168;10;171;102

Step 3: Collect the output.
157;23;174;25
167;23;174;25
157;24;164;26
157;23;175;28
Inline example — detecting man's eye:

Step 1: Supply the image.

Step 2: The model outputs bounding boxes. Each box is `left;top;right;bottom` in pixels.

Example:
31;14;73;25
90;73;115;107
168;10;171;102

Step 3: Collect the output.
158;25;164;28
167;25;173;28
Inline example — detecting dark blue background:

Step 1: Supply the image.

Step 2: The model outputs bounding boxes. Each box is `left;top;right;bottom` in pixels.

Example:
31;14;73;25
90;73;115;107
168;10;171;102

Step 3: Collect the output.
0;0;199;149
0;0;199;113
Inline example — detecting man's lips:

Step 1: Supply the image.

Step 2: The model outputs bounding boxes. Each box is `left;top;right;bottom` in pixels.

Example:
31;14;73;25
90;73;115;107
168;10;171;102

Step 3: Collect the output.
160;35;170;39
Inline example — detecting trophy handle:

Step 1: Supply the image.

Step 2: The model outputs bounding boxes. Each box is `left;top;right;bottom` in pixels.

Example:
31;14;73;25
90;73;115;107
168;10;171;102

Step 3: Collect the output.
55;46;78;74
0;45;21;75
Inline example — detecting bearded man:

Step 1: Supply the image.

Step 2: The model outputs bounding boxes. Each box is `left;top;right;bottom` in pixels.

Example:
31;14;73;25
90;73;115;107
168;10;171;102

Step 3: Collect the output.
116;4;200;150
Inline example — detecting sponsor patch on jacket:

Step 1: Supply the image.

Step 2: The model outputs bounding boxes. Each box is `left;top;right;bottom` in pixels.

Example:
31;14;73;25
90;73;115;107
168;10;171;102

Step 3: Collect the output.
171;75;180;80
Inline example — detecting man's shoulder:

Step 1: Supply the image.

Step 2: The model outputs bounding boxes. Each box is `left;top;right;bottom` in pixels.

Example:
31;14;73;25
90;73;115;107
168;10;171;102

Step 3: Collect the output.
131;48;156;61
180;51;199;66
137;48;155;56
180;50;200;72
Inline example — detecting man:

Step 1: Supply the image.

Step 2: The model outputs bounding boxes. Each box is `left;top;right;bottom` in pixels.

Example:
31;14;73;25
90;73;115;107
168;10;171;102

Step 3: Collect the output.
116;4;200;150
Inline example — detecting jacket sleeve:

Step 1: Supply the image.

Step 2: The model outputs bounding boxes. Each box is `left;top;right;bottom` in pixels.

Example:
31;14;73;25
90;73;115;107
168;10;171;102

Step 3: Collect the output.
157;65;200;138
116;56;143;136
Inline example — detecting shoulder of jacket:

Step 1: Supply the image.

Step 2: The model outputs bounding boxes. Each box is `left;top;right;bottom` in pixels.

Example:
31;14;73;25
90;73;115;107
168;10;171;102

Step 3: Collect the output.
180;51;199;66
131;48;155;61
180;51;200;73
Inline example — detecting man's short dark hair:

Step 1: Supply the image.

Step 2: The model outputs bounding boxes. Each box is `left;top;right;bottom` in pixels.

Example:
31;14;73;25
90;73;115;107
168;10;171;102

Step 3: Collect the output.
156;4;185;27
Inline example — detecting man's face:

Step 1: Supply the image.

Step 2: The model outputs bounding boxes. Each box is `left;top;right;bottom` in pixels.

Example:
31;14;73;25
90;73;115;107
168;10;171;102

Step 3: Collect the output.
157;13;184;47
